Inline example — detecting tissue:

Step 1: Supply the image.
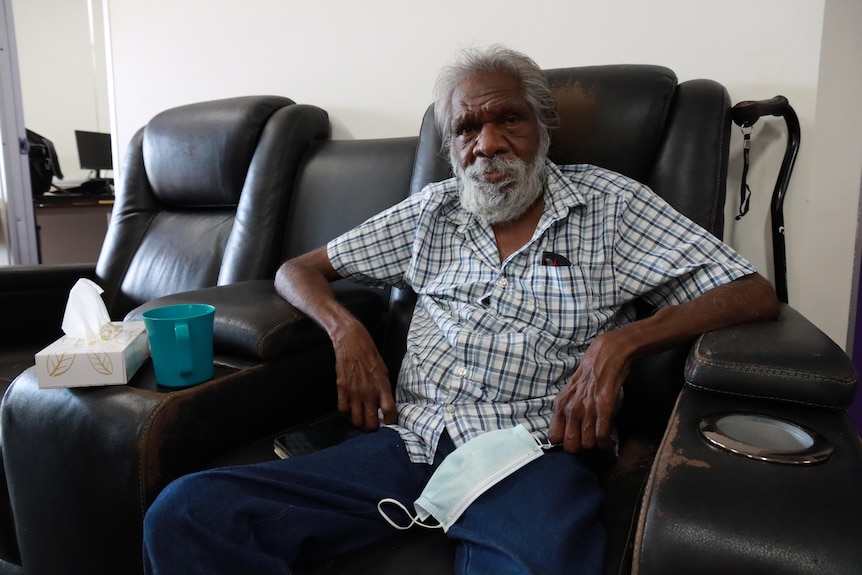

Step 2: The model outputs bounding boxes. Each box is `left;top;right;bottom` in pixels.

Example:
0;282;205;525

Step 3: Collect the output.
61;278;119;342
36;278;150;388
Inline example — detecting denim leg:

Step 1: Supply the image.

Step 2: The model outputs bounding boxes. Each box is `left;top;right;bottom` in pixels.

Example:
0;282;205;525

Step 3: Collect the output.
143;428;434;575
447;449;606;575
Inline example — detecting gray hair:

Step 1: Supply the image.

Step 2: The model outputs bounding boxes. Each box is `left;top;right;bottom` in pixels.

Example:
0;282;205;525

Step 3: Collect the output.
432;45;559;155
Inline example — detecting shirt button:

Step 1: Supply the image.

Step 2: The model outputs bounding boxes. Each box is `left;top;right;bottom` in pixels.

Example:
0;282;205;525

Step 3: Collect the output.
446;404;456;413
455;366;467;377
497;276;508;287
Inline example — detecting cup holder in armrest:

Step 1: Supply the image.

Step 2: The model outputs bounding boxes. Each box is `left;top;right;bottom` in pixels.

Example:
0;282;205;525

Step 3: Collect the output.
698;413;833;465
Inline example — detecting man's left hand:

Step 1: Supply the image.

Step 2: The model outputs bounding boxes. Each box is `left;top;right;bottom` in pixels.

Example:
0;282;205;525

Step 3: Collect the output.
548;331;629;453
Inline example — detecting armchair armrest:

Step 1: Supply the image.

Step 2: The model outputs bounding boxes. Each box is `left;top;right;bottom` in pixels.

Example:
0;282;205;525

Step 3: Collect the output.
638;304;862;575
125;279;388;361
635;386;862;575
684;303;857;409
3;279;384;575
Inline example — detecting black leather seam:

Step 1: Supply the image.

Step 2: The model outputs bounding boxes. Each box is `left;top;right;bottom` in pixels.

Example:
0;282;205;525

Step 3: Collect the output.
137;394;165;519
632;394;682;573
685;381;842;409
689;353;857;385
263;106;329;270
248;106;302;276
618;469;652;575
256;314;311;358
646;77;677;180
106;210;158;313
711;88;731;233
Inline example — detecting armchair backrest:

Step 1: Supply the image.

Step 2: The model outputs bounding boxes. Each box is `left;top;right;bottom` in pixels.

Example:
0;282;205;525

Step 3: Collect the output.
280;137;418;260
96;96;330;319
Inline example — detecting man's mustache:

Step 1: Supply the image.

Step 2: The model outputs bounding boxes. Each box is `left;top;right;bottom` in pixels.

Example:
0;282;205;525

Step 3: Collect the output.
464;156;527;183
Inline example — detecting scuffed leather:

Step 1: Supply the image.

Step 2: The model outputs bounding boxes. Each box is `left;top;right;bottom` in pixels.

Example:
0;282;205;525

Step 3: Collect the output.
636;387;862;575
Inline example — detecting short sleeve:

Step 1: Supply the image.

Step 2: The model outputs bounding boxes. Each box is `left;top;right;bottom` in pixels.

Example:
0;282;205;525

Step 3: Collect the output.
327;193;424;289
612;184;756;309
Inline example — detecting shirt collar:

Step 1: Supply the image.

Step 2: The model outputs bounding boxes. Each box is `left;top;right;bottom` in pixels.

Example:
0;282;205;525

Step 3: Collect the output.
542;159;588;220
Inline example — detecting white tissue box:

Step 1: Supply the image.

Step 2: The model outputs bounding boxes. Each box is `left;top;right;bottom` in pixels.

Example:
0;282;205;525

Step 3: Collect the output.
35;321;150;388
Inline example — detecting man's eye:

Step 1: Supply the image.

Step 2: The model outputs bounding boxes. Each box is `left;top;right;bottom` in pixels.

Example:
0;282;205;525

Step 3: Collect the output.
503;114;521;125
456;124;477;137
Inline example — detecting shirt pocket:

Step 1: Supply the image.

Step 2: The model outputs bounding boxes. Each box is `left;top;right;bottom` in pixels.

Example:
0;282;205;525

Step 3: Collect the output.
531;265;616;342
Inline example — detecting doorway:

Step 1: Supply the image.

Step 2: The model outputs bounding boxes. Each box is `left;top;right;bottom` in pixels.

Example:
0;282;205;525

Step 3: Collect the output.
0;0;111;265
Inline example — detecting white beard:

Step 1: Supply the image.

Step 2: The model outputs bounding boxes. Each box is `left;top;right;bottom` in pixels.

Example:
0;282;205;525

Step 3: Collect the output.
454;152;547;225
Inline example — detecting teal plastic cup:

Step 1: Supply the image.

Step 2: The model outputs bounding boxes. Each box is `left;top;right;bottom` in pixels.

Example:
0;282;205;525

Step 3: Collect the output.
142;304;215;387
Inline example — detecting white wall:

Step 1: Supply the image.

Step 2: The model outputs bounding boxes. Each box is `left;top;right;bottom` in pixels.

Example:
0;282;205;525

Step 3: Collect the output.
105;0;862;349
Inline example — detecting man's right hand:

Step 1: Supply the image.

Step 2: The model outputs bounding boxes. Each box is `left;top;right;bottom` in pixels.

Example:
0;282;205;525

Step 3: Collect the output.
331;320;397;430
275;246;398;431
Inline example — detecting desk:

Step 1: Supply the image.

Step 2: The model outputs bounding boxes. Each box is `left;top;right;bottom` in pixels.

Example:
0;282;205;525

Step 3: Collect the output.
33;194;114;264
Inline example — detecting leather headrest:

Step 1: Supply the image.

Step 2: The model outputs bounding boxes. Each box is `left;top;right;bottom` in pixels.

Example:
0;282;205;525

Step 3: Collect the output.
142;96;295;206
544;65;677;180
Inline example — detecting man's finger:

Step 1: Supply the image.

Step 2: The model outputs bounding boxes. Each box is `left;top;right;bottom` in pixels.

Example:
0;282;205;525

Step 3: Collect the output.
595;412;611;449
336;390;350;414
548;413;564;445
564;413;582;453
349;398;365;428
580;414;597;450
362;404;381;430
379;391;398;425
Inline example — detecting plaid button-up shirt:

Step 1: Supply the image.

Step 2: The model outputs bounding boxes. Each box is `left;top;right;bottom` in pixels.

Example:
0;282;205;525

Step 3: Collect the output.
328;162;755;463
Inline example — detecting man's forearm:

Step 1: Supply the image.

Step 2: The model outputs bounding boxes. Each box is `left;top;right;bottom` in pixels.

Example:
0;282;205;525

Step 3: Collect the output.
275;247;397;427
274;247;361;341
610;272;780;362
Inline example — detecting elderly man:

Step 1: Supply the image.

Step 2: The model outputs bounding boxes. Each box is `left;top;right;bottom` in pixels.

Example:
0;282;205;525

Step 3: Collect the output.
143;46;778;575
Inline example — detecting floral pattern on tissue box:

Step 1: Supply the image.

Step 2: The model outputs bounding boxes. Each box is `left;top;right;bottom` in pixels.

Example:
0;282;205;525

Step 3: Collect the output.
35;321;151;388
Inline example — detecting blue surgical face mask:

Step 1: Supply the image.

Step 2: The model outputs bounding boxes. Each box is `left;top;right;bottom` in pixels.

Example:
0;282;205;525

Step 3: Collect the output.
378;424;550;532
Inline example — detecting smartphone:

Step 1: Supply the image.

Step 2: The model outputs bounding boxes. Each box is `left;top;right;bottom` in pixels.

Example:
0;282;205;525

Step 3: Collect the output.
273;412;364;458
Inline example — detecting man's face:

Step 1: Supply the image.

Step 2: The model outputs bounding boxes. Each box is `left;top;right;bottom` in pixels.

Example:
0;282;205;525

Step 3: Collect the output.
450;70;542;170
449;71;547;224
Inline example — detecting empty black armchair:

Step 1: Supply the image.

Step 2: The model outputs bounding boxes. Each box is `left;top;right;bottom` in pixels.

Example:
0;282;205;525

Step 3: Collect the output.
98;96;330;316
0;95;329;575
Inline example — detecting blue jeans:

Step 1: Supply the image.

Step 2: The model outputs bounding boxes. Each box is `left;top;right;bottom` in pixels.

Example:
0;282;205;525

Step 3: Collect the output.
143;428;605;575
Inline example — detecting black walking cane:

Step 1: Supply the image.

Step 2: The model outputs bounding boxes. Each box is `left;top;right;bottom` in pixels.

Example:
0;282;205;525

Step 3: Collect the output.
731;95;800;304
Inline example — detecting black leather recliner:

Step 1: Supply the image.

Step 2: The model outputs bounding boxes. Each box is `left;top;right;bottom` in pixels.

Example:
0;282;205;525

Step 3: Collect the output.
0;96;330;575
1;66;860;575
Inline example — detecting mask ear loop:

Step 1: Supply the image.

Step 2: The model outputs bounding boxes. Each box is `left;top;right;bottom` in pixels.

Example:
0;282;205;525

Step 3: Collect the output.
536;434;557;451
377;498;443;531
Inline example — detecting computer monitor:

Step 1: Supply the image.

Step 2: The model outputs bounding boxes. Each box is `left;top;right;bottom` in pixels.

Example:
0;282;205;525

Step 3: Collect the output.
75;130;113;181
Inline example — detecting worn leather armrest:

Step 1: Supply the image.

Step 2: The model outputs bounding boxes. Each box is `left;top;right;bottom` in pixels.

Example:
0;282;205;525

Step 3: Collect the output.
635;386;862;575
684;303;857;409
125;279;387;361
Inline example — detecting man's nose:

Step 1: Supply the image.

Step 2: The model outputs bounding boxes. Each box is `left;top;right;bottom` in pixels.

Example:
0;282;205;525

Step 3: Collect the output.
473;123;509;158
